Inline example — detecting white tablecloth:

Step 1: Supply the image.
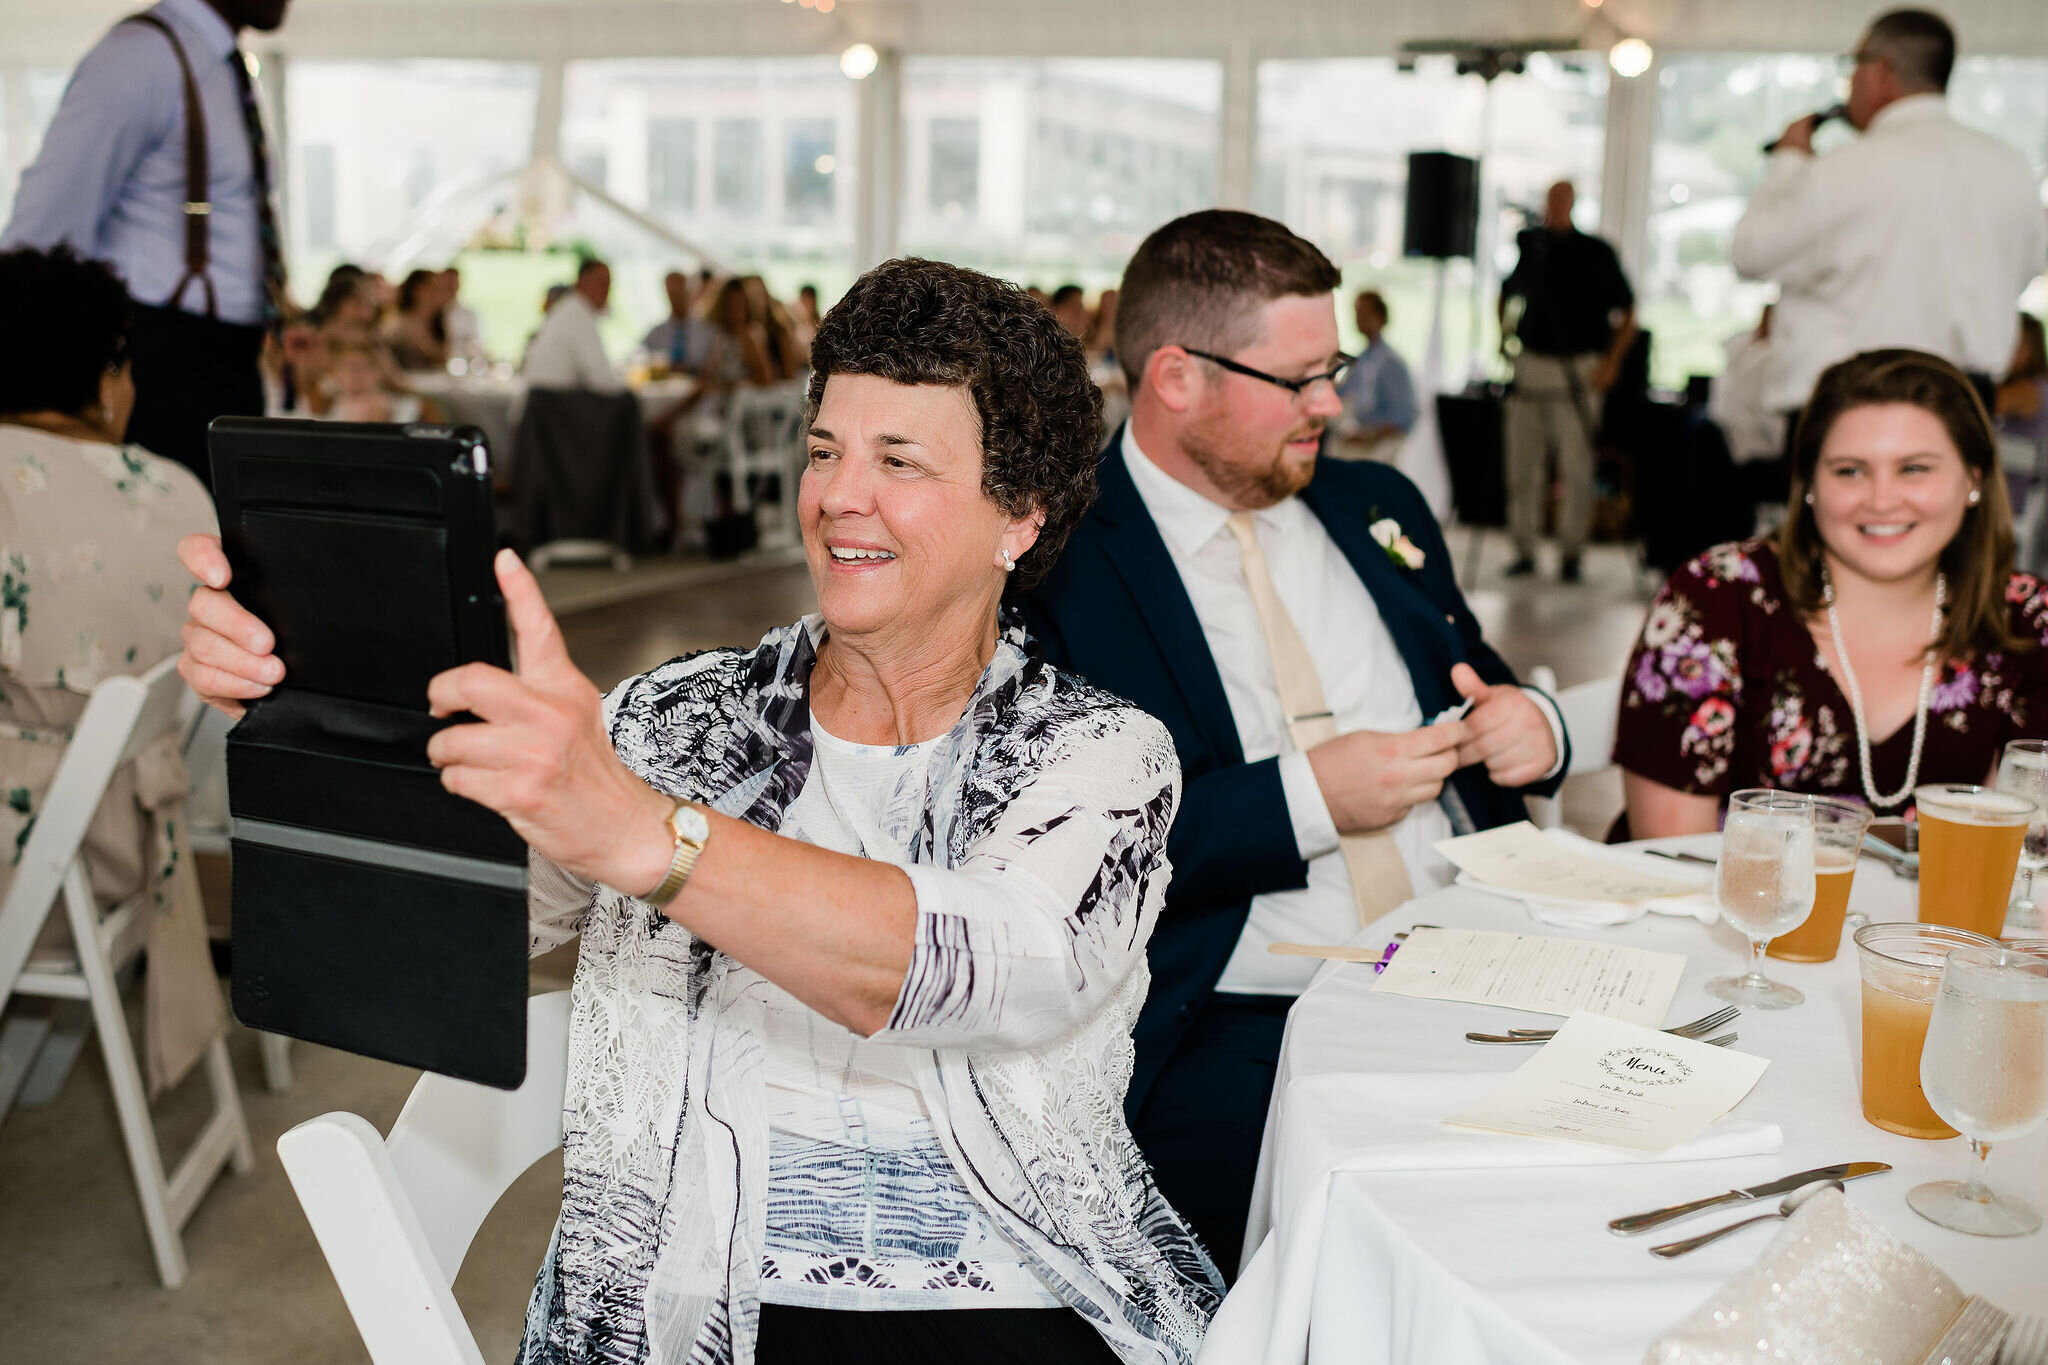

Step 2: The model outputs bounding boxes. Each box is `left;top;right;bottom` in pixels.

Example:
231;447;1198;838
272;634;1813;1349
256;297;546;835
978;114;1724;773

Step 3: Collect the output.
1204;834;2048;1365
406;373;695;473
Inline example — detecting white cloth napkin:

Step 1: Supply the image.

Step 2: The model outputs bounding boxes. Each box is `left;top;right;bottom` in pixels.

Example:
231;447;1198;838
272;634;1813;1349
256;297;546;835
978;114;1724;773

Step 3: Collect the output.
1456;830;1719;929
1204;1073;1783;1365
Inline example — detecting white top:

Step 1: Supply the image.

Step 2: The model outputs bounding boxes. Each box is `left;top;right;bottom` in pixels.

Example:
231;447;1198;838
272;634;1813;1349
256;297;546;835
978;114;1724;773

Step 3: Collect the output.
1121;428;1459;993
741;715;1060;1310
1708;327;1786;467
0;0;271;326
522;292;623;393
1731;94;2048;413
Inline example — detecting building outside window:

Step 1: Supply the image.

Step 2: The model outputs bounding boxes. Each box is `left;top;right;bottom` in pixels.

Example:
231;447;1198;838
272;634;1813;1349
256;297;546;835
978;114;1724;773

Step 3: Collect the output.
783;118;836;224
647;117;697;214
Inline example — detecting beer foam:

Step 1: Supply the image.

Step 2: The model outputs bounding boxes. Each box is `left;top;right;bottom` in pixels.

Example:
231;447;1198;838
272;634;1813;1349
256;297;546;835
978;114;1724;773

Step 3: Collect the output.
1816;847;1859;874
1917;788;2035;826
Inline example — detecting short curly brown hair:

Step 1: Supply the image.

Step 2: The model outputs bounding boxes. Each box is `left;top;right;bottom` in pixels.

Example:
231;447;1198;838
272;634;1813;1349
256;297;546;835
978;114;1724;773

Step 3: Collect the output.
805;257;1103;592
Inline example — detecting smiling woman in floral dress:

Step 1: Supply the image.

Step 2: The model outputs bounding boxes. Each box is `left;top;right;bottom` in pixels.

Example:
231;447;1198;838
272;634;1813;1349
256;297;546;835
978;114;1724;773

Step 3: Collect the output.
1617;349;2048;836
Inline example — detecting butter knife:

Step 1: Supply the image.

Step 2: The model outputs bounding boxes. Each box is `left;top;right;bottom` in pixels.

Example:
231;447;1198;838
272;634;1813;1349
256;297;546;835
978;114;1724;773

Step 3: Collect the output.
1608;1161;1891;1235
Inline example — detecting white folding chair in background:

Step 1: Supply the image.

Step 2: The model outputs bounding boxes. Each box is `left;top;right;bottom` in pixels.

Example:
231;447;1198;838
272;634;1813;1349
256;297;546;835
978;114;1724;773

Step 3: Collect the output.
0;655;254;1288
2001;432;2048;577
277;990;572;1365
1524;665;1624;833
724;379;808;549
178;697;294;1095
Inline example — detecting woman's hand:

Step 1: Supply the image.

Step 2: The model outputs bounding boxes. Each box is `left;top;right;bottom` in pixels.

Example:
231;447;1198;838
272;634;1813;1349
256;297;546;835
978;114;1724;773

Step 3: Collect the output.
177;533;285;719
426;550;671;894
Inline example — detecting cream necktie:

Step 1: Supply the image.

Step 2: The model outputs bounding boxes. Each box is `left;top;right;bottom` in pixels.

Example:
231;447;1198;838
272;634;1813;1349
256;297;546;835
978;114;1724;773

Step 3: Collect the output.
1225;511;1412;927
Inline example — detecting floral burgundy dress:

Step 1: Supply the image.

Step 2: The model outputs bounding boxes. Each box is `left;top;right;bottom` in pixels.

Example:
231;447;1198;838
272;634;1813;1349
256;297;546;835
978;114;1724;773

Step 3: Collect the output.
1615;539;2048;816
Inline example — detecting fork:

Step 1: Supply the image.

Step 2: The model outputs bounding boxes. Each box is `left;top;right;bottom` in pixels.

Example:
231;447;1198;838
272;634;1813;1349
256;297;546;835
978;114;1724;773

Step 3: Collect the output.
1467;1027;1739;1047
1465;1005;1739;1045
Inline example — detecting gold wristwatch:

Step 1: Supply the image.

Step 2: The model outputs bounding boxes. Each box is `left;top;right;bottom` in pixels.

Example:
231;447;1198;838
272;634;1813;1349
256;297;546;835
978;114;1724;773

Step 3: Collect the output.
647;799;710;904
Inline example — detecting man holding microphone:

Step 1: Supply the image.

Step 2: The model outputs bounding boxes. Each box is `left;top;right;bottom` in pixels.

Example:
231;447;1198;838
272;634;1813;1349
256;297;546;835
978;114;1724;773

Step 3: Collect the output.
1733;8;2044;427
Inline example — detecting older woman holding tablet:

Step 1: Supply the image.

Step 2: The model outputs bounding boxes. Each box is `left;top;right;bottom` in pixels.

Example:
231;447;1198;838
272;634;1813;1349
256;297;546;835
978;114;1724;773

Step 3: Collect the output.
178;259;1221;1364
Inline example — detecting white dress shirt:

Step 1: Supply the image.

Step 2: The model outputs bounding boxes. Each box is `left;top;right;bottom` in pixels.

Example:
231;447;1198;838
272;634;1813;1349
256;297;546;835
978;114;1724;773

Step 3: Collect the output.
1;0;269;327
522;292;623;393
1122;429;1459;994
1732;94;2047;413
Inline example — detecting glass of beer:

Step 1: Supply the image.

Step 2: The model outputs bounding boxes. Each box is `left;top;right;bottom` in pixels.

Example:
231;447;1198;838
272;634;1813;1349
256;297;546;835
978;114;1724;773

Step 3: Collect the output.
1767;796;1871;963
1908;946;2048;1236
1852;922;2000;1138
1996;739;2048;934
1915;784;2035;938
1707;790;1817;1009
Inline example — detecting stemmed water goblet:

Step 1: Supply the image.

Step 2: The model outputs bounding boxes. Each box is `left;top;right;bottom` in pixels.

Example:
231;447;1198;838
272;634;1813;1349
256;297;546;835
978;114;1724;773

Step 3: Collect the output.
1997;739;2048;935
1908;946;2048;1236
1707;790;1818;1010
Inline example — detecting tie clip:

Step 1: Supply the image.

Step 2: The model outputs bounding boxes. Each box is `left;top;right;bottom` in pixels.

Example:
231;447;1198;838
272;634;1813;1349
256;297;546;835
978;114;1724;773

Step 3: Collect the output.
1290;710;1334;724
183;201;212;216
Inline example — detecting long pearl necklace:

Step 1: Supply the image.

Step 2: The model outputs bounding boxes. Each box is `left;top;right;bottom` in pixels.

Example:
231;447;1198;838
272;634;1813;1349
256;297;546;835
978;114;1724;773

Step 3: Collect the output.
1823;566;1945;809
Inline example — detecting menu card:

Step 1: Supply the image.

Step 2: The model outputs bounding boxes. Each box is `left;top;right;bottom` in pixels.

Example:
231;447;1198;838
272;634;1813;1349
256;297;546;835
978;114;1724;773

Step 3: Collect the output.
1370;927;1685;1027
1435;821;1702;903
1446;1012;1770;1153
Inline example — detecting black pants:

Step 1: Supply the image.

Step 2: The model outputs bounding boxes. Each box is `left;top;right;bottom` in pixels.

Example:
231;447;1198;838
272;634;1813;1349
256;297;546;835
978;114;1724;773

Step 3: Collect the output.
1129;992;1292;1282
755;1304;1120;1365
125;303;266;492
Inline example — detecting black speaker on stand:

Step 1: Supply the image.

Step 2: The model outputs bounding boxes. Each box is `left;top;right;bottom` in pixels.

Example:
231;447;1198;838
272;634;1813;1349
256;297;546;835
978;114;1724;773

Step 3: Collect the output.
1403;152;1478;260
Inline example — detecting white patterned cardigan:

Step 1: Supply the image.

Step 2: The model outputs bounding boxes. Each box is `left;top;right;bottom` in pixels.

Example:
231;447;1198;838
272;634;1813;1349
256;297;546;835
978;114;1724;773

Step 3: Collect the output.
516;614;1224;1364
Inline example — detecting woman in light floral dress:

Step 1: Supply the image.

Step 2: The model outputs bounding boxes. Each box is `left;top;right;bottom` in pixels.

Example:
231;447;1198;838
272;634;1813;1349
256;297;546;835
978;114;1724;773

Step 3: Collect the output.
1618;349;2048;837
0;245;221;1093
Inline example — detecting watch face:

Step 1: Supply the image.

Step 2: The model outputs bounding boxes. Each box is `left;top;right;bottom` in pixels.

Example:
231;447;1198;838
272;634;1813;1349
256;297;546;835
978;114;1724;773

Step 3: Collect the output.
671;804;710;845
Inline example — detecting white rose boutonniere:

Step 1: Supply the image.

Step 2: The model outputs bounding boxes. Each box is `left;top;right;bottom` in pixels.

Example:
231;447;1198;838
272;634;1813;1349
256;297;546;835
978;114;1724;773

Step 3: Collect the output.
1368;516;1426;571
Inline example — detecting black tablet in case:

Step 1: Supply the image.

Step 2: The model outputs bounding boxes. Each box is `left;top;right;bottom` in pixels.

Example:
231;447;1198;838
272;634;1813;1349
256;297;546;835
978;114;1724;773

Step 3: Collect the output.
210;417;530;1089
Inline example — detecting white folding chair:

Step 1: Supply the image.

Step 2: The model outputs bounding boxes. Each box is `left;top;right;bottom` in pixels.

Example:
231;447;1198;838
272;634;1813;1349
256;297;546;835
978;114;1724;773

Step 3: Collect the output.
0;655;254;1288
2001;433;2048;576
277;990;572;1365
724;379;808;549
1524;665;1624;832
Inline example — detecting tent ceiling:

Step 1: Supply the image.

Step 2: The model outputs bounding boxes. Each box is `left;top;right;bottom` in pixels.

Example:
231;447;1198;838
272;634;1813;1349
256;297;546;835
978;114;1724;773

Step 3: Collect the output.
11;0;2048;64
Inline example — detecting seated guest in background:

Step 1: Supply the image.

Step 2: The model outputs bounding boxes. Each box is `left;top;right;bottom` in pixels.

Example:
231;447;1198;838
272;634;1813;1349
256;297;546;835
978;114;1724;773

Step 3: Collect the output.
385;268;449;372
439;264;484;363
0;245;223;1097
522;257;621;393
648;277;792;533
1331;288;1416;461
1084;286;1119;366
177;256;1220;1364
1996;314;2048;448
1498;180;1637;583
1710;305;1794;530
1618;349;2048;837
1022;209;1568;1276
320;339;423;423
742;273;807;377
641;269;714;375
793;282;822;351
1050;283;1090;340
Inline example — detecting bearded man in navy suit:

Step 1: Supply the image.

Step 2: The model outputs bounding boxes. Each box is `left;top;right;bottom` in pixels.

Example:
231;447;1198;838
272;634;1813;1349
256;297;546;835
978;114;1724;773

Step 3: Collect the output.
1020;210;1569;1278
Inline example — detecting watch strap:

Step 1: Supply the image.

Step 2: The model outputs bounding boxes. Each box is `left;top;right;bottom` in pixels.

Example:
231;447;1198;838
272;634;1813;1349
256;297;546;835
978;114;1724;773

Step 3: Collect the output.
648;801;706;904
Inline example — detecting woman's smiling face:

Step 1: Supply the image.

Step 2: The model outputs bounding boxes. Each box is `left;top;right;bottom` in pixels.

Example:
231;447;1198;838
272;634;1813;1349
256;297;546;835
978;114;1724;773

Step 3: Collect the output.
1810;402;1978;585
800;373;1039;646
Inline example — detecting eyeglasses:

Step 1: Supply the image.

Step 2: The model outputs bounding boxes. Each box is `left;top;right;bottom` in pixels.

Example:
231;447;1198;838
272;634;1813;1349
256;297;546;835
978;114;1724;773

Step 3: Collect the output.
1179;347;1353;398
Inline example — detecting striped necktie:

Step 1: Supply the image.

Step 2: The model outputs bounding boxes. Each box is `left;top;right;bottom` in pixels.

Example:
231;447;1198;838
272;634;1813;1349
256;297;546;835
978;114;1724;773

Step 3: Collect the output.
226;48;288;322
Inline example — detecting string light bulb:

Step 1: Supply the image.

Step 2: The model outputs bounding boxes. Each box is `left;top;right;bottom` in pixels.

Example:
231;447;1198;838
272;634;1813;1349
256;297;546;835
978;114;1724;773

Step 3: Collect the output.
1609;37;1653;78
840;43;879;79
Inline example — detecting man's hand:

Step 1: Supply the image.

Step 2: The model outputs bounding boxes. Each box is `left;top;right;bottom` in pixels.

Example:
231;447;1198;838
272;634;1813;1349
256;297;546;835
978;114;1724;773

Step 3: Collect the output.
1449;662;1558;789
1307;719;1466;835
177;533;284;719
1773;114;1819;156
425;550;670;893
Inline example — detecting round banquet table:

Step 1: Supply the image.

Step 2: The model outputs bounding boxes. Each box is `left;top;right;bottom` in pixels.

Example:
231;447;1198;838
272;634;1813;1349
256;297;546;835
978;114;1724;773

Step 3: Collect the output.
405;372;697;475
1208;833;2048;1365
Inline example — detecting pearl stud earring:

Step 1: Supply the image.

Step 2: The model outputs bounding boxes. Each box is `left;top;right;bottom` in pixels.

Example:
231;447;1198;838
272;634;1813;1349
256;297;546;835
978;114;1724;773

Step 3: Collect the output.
1968;488;1982;506
1000;549;1016;573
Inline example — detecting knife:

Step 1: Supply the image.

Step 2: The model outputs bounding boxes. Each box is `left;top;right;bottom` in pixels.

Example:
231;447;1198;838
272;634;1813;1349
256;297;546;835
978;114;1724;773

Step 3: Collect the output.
1607;1162;1891;1235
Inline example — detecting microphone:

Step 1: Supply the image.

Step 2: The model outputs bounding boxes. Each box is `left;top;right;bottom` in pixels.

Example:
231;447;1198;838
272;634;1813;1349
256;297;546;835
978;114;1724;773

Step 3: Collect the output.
1763;103;1849;153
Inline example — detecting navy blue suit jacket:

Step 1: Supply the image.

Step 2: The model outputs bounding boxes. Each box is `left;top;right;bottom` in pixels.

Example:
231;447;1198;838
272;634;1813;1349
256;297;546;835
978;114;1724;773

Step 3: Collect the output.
1019;434;1568;1115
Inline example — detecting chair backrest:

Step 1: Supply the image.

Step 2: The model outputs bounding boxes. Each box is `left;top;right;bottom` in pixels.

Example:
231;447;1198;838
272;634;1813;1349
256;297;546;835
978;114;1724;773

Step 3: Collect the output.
1530;666;1624;780
0;655;188;1000
725;380;806;462
277;990;572;1365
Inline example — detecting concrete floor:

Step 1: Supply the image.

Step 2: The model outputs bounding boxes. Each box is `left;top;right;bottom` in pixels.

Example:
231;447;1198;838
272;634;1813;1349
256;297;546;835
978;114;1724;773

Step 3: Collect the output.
0;530;1652;1362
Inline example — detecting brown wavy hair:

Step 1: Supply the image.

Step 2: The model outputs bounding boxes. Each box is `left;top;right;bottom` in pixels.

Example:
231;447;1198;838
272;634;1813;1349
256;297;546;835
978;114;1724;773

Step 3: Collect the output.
804;257;1102;593
1777;348;2022;662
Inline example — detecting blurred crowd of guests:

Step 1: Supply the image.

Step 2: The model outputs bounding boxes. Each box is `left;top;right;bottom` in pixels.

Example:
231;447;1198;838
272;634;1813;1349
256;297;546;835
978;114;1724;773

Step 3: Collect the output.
265;262;479;422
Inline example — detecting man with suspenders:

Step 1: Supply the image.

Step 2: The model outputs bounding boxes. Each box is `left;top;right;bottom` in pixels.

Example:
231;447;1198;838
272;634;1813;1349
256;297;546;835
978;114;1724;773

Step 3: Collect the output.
3;0;292;492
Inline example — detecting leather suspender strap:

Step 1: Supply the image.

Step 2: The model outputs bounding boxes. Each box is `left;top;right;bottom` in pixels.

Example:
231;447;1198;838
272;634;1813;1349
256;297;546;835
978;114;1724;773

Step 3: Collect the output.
122;13;217;319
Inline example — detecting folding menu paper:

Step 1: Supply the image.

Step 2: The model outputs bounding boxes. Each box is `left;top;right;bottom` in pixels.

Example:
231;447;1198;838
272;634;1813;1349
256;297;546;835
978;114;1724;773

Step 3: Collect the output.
1446;1013;1770;1153
1370;927;1685;1027
1434;821;1702;903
